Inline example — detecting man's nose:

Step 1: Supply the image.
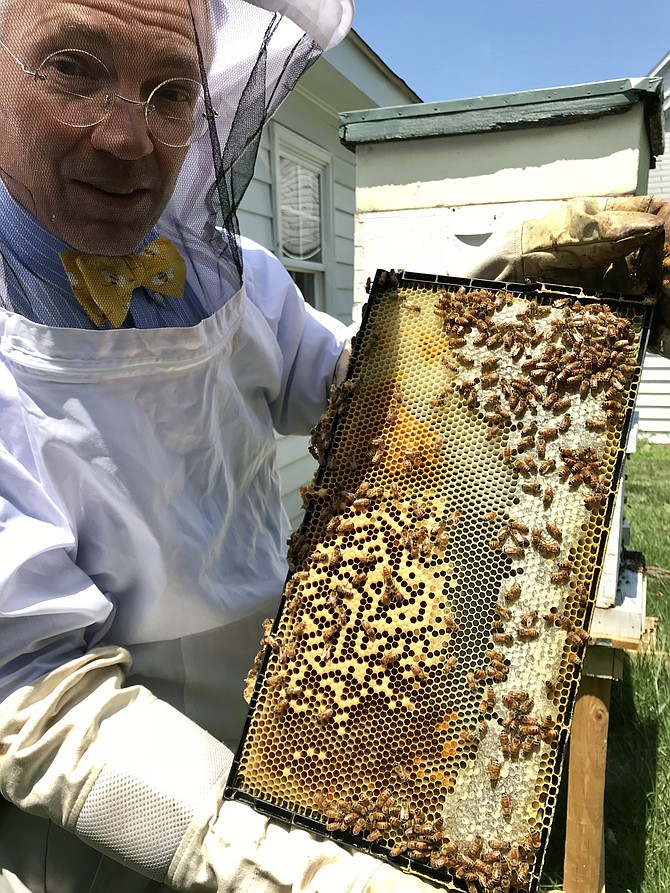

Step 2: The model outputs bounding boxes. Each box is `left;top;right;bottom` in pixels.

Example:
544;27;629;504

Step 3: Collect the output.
89;95;154;159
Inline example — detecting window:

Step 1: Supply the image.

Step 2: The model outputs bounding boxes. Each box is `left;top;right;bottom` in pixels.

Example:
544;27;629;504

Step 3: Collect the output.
272;125;332;312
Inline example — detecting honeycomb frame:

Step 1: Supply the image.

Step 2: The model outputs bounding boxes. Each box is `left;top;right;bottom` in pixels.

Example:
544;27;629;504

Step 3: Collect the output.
226;272;654;893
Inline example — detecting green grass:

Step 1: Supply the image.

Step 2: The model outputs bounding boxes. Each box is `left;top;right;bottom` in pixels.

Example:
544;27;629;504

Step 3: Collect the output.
538;441;670;892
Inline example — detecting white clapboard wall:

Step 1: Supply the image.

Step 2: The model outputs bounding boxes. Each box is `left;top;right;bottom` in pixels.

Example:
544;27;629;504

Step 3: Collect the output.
641;95;670;443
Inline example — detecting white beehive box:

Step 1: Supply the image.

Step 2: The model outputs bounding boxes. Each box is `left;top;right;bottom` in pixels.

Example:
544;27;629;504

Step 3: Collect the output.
340;80;664;647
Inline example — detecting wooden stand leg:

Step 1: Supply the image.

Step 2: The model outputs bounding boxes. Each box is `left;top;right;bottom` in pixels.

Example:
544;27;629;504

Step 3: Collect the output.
563;675;612;893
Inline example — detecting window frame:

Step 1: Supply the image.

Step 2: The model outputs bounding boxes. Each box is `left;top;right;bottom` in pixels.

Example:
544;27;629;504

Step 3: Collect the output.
271;123;334;313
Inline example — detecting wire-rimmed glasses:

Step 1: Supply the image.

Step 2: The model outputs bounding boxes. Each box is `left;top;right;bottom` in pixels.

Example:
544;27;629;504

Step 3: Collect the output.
0;41;218;148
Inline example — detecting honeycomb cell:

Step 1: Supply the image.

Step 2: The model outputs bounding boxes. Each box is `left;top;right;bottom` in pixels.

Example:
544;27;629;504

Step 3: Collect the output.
230;277;650;893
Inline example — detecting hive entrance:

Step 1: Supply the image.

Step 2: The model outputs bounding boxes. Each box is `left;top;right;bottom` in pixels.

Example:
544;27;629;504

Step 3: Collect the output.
227;272;652;893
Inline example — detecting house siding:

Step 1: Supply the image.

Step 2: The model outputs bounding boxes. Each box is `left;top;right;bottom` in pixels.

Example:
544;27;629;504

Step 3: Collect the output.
641;57;670;441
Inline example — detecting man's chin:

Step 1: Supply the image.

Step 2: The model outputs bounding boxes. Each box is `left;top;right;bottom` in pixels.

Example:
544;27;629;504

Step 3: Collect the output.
51;217;157;256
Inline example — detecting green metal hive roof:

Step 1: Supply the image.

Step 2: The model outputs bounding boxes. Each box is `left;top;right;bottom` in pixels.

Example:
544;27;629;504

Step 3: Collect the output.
339;78;665;160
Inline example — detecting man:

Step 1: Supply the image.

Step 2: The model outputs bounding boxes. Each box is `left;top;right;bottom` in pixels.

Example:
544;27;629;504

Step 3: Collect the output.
0;1;431;890
0;1;669;891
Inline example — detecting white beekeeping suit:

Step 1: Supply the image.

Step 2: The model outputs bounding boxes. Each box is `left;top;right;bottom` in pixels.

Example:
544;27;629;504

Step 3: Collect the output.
0;0;441;890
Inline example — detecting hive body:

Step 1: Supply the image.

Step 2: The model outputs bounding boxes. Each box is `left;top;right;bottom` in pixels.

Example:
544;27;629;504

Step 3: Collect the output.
228;274;651;893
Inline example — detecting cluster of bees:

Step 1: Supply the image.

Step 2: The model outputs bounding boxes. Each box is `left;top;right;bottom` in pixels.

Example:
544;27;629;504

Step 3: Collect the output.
314;787;540;892
235;279;643;893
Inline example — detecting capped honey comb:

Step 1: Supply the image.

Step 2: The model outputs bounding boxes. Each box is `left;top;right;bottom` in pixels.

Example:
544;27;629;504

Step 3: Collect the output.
227;272;653;893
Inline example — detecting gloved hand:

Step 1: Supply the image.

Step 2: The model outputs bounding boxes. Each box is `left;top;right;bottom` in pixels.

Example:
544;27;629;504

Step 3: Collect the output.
467;196;670;356
0;646;442;893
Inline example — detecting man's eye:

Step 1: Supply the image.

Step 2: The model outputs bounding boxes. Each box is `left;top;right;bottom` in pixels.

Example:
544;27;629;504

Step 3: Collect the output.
154;82;197;105
40;51;108;93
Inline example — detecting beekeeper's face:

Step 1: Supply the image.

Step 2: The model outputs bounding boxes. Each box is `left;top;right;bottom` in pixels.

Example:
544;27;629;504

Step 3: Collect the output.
0;0;204;254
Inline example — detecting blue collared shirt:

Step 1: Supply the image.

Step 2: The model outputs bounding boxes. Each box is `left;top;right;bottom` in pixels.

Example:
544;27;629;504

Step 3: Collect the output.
0;181;208;328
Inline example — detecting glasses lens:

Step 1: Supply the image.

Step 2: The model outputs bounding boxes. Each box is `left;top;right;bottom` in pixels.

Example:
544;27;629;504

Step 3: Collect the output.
36;49;110;127
147;78;210;148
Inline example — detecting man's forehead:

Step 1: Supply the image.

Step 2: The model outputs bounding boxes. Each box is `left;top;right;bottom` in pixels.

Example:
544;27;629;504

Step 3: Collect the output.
2;0;214;65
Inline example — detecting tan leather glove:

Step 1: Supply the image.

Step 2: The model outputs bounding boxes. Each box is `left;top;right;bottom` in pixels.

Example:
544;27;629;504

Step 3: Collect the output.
467;196;670;356
0;647;441;893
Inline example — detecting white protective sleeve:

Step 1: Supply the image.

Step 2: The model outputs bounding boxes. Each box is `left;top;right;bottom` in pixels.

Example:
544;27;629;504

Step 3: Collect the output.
0;646;439;893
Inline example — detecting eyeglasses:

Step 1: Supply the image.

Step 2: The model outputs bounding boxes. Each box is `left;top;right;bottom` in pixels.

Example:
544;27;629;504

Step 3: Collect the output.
0;41;218;148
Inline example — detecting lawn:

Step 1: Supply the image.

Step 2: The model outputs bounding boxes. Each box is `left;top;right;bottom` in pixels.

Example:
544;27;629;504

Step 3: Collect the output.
539;441;670;892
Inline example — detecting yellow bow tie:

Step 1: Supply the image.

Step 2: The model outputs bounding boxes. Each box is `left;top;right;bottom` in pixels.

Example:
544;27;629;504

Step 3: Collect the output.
60;236;187;327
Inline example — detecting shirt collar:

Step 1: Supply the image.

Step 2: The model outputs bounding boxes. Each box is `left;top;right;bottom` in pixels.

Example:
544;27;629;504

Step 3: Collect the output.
0;178;159;285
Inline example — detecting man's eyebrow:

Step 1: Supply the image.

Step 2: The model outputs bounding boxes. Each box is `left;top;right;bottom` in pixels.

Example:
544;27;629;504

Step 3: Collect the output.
154;52;201;78
37;21;200;77
44;20;113;49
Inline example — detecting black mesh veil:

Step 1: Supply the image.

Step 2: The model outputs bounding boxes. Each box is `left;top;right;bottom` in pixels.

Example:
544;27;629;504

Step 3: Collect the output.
168;0;353;289
0;0;354;314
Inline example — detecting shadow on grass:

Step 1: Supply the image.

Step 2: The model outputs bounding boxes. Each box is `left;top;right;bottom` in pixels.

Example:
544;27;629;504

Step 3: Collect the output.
537;656;658;893
604;655;658;893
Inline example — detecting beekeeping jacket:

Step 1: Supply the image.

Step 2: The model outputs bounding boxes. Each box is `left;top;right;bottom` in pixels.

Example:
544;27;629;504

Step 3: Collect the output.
0;2;434;892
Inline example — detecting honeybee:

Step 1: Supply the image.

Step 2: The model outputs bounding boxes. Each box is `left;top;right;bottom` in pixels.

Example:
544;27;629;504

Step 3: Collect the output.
518;627;539;640
481;373;500;389
488;759;501;785
545;677;561;696
274;698;290;716
542;541;561;556
500;793;512;819
318;705;336;725
520;610;538;627
485;648;505;662
516;863;531;885
504;544;525;556
521;481;541;495
493;632;514;646
546;522;562;540
489;838;510;852
459;728;479;745
543;486;555;507
484;511;498;522
402;302;421;312
505;583;522;602
551;569;570;584
553;396;571;412
326;516;340;534
361;619;377;641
